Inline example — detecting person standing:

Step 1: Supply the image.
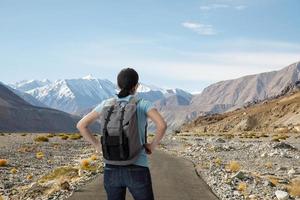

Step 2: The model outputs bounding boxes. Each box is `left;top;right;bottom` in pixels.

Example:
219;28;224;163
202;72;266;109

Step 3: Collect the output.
76;68;167;200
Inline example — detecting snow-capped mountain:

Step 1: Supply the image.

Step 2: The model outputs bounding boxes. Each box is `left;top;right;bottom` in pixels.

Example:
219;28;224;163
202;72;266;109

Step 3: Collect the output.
9;79;51;92
0;82;89;132
10;75;193;115
24;76;118;114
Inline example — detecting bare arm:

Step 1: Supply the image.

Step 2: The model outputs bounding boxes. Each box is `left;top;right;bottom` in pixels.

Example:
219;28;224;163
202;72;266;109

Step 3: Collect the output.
76;111;101;153
146;108;167;153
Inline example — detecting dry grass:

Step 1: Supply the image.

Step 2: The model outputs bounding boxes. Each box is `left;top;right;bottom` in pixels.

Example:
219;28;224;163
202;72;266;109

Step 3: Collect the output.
271;137;281;142
59;135;69;140
214;158;222;166
237;182;247;191
81;159;90;168
224;134;234;139
10;167;17;174
38;166;79;184
90;154;98;161
17;145;36;153
27;174;33;180
288;178;300;197
227;160;241;172
0;159;8;167
267;176;279;186
264;162;273;169
36;152;45;159
68;133;82;140
34;135;49;142
47;133;55;138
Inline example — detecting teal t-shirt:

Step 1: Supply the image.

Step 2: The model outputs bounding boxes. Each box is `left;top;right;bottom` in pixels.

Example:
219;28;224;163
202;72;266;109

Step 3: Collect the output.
92;94;155;167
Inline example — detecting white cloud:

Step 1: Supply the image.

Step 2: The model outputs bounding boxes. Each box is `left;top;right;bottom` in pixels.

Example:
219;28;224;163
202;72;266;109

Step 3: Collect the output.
144;52;299;82
182;22;216;35
72;39;300;91
235;5;247;10
200;4;229;10
200;3;246;11
199;6;211;10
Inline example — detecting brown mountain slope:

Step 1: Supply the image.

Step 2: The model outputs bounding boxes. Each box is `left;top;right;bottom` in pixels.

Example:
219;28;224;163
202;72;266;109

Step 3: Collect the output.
181;90;300;134
0;82;95;132
191;61;300;114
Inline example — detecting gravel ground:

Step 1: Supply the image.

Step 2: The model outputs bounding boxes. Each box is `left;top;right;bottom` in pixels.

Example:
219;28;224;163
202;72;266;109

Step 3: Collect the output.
1;132;300;200
160;133;300;200
0;133;103;200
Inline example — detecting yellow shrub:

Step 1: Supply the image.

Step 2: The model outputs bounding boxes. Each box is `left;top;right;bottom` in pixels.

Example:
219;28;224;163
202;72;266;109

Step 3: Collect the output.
268;176;279;186
34;135;49;142
214;158;222;166
27;174;33;180
0;159;8;166
81;159;90;168
90;154;98;161
47;133;55;138
264;162;273;169
38;166;79;184
237;182;247;191
60;135;69;140
68;134;82;140
288;179;300;197
10;167;17;174
36;152;44;159
227;161;241;172
271;137;280;142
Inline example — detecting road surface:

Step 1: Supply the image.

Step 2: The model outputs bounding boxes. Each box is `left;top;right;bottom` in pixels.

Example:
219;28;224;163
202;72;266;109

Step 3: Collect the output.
67;150;219;200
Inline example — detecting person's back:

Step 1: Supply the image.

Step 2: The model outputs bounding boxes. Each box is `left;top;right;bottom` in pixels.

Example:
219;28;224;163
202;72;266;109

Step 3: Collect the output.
92;94;154;167
76;68;167;200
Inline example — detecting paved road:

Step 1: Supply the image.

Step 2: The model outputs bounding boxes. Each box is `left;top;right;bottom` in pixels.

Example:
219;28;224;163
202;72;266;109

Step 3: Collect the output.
67;150;219;200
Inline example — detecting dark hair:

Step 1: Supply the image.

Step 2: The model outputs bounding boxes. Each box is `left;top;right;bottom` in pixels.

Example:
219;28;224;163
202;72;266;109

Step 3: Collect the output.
117;68;139;98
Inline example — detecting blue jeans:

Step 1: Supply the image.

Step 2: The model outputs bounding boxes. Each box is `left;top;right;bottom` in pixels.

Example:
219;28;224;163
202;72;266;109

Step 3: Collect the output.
103;164;154;200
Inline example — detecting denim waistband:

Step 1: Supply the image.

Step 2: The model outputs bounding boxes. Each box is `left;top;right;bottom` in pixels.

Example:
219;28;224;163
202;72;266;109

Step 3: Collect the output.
105;164;148;168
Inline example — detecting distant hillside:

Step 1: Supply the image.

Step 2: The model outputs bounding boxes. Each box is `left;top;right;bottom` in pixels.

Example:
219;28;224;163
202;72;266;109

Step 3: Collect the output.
181;87;300;134
0;82;98;132
191;61;300;114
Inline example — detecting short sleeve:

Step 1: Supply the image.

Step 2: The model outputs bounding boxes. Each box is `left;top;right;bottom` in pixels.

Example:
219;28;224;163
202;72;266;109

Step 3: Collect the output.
92;101;105;114
139;99;155;115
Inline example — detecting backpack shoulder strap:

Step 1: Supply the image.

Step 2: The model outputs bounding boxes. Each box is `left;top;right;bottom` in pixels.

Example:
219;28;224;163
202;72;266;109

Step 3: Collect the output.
128;96;147;144
129;96;142;105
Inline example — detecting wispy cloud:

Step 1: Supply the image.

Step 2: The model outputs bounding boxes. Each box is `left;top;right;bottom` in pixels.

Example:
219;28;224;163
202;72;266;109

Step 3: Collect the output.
182;22;217;35
200;4;229;10
235;5;247;10
200;3;247;11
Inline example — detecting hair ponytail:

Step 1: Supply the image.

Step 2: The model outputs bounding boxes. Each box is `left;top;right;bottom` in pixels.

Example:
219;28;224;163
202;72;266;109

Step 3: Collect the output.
117;68;139;98
118;88;131;98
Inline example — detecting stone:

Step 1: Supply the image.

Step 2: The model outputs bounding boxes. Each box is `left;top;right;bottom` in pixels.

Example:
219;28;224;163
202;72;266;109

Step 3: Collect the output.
273;142;296;150
215;138;226;143
60;181;70;191
275;190;289;200
288;168;296;177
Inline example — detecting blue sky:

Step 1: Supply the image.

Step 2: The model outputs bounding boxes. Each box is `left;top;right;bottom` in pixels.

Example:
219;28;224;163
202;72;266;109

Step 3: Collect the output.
1;0;300;93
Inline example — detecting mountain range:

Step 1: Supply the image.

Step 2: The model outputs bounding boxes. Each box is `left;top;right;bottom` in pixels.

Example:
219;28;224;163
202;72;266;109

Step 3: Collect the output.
190;61;300;114
9;75;193;115
3;61;300;132
0;81;91;132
